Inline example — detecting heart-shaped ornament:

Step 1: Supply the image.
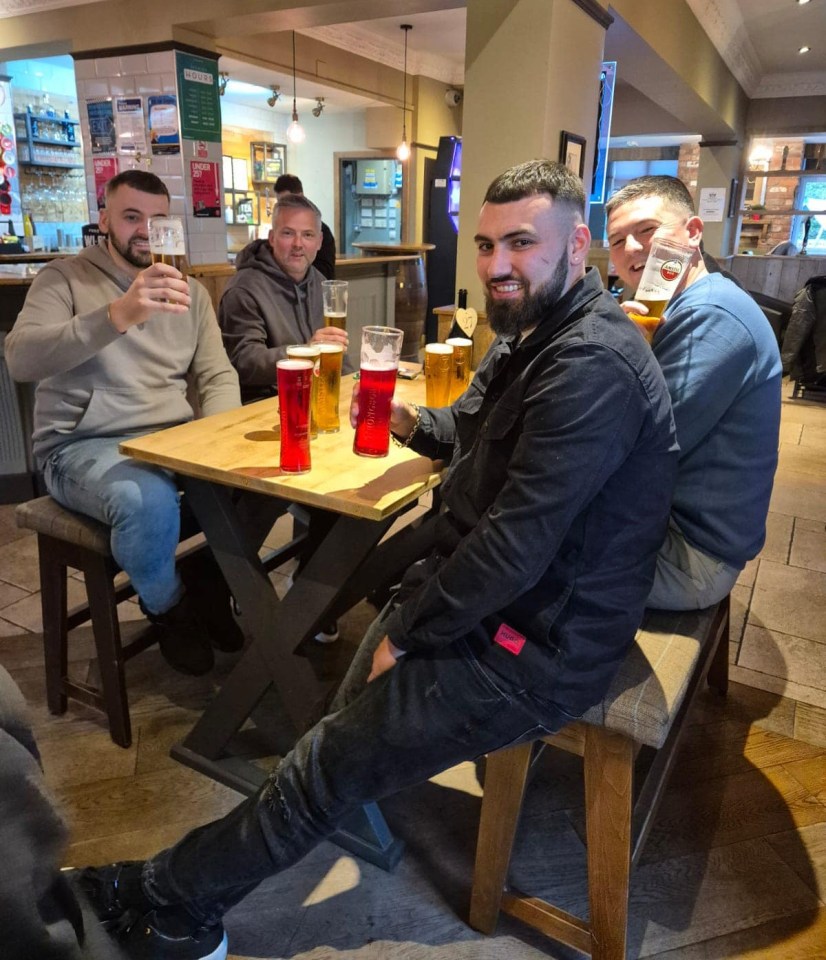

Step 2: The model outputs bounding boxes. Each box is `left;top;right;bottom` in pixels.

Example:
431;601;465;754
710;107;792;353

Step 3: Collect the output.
458;307;477;338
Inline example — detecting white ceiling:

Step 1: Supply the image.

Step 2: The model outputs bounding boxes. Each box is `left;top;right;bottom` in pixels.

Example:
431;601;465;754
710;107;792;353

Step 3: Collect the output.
1;1;825;114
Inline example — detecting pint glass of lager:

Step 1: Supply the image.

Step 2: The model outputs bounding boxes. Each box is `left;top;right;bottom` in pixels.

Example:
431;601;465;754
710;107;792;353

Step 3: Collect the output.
322;280;348;330
354;326;404;458
424;343;454;407
445;337;472;403
276;359;313;474
148;216;187;272
316;343;344;433
627;236;693;343
286;344;321;438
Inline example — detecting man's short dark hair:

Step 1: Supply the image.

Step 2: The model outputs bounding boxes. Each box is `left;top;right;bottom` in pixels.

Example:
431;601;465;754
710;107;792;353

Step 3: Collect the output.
274;174;304;195
105;170;170;204
605;175;695;219
484;159;586;219
272;192;322;229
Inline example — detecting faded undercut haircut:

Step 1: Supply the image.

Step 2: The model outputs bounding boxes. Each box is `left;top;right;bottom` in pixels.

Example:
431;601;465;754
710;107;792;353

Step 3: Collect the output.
484;159;586;220
104;170;170;204
605;175;695;220
272;192;322;230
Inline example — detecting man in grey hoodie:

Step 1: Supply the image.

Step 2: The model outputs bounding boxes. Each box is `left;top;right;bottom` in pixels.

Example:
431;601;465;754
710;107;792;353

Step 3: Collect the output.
6;171;241;676
219;193;349;404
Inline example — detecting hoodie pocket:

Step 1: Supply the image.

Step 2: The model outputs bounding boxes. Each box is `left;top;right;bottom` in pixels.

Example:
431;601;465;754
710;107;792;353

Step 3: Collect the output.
56;384;191;437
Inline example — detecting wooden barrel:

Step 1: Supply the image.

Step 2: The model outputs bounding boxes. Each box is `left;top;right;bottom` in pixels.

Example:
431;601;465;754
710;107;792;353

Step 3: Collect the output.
392;255;427;361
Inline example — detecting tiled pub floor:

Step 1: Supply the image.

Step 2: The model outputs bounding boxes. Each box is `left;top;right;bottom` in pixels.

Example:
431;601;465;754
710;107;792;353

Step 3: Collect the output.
0;384;824;959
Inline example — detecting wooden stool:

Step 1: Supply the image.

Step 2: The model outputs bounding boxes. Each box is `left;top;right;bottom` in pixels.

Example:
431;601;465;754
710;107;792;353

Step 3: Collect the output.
14;496;165;748
469;597;730;960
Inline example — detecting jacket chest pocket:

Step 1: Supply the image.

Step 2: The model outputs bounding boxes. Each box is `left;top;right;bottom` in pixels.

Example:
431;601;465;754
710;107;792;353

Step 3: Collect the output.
480;401;522;441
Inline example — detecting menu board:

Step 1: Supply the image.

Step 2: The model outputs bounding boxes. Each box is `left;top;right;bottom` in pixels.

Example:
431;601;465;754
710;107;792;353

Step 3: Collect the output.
176;52;221;143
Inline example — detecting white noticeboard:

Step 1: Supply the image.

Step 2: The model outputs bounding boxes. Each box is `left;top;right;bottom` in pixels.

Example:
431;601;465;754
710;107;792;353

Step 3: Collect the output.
698;187;726;222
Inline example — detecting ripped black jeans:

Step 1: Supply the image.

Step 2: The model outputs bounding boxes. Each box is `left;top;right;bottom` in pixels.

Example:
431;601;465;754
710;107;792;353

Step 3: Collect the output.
141;604;569;926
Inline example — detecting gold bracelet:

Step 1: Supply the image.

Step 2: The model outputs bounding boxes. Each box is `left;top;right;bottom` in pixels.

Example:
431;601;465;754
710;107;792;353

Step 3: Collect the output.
393;403;421;448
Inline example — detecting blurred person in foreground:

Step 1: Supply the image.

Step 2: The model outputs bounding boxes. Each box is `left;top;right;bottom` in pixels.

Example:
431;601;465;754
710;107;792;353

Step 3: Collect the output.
218;193;349;405
74;159;678;960
606;175;781;610
5;171;242;676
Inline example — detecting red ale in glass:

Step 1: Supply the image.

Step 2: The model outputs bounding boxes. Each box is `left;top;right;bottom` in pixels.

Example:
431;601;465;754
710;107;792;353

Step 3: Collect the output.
354;362;398;457
277;359;313;473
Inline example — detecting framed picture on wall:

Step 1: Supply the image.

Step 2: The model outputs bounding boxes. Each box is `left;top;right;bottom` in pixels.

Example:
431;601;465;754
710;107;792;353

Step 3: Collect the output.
559;131;586;178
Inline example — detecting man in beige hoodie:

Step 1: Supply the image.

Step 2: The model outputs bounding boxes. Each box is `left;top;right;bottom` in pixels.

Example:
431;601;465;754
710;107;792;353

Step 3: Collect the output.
7;170;241;675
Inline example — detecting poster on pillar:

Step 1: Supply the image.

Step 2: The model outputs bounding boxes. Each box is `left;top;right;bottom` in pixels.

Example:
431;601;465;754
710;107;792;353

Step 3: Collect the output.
93;156;118;209
190;160;220;217
176;52;222;143
591;61;616;205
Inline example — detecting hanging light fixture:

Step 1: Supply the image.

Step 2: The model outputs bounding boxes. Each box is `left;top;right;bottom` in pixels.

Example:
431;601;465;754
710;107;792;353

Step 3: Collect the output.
312;97;325;118
218;72;229;97
286;31;305;144
396;24;412;162
266;85;281;108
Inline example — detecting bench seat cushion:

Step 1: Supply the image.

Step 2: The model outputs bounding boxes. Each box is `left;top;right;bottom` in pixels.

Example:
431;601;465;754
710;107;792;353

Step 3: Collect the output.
581;605;721;750
14;496;112;557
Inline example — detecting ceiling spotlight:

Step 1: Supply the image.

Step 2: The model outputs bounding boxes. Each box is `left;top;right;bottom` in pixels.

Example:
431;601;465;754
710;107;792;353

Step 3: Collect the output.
799;45;811;53
267;85;281;107
218;72;229;96
797;1;811;5
312;97;325;118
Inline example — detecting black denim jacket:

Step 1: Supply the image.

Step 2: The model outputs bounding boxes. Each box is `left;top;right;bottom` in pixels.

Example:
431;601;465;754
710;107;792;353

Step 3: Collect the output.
384;269;679;717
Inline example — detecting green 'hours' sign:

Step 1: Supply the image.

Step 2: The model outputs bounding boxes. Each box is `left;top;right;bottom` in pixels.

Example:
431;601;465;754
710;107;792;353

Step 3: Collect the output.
175;51;221;142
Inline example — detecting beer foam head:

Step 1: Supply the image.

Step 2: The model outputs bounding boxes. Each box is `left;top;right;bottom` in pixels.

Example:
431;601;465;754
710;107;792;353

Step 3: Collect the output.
286;344;321;358
148;217;186;256
446;337;472;348
277;358;314;370
318;343;344;354
426;343;454;355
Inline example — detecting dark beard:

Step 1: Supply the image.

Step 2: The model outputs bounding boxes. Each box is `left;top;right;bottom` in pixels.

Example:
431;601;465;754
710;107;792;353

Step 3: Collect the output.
485;255;569;338
108;233;151;269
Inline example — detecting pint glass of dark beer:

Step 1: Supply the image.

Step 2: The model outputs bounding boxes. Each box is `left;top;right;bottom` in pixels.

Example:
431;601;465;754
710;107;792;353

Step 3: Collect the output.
353;325;404;458
277;358;313;473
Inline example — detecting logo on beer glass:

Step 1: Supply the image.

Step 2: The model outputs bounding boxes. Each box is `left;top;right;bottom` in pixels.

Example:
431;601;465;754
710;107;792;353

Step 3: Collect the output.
660;259;683;283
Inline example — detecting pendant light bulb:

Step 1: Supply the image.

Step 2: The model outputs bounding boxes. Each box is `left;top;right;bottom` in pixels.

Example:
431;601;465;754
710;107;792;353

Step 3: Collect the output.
397;24;412;162
287;30;305;145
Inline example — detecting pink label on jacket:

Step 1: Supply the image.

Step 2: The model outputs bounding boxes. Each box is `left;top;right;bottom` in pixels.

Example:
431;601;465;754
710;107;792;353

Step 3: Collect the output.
493;623;526;656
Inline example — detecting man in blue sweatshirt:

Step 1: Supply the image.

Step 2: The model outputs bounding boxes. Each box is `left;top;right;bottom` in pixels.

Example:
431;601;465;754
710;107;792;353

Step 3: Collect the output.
606;175;782;610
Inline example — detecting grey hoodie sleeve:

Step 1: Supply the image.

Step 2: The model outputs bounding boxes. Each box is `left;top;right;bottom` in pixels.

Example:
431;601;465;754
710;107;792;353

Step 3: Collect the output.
187;280;241;415
218;283;287;387
5;265;122;383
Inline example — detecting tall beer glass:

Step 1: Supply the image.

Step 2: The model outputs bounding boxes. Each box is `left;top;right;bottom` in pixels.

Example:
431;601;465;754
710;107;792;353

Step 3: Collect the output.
286;344;321;439
322;280;348;330
425;343;454;407
354;326;403;458
446;336;472;403
316;343;344;433
276;358;313;473
148;216;187;272
627;237;693;343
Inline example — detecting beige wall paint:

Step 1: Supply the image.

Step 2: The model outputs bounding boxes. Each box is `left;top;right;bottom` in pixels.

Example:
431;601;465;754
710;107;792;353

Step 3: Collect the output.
457;0;605;308
748;96;826;137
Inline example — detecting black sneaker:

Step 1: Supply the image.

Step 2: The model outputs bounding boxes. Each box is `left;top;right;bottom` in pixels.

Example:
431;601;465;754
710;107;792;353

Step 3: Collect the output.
116;908;227;960
179;551;245;653
140;594;214;675
70;862;227;960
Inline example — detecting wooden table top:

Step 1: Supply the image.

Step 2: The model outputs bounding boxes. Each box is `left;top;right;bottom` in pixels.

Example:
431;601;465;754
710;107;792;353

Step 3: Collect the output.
121;374;441;522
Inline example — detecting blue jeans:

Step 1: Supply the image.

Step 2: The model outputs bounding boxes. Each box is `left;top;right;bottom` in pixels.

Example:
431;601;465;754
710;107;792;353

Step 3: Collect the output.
142;604;572;925
43;436;184;615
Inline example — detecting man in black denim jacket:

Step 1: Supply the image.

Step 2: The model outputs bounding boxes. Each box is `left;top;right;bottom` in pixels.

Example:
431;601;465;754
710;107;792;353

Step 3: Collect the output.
77;160;678;960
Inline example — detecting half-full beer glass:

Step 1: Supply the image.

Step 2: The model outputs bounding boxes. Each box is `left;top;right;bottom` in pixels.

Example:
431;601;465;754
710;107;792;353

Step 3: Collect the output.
354;326;403;458
316;343;344;433
322;280;348;330
276;358;313;473
425;343;454;407
627;237;693;343
286;344;321;438
445;336;472;402
148;216;187;272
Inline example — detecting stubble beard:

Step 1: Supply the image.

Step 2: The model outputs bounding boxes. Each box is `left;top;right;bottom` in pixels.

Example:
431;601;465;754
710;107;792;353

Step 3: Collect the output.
109;232;151;269
486;254;570;338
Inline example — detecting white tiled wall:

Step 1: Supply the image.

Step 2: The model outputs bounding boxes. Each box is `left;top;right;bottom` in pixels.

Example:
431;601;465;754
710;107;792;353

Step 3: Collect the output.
74;49;227;265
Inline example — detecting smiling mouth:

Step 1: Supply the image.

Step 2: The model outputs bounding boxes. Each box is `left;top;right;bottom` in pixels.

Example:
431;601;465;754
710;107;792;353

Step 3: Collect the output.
489;280;523;298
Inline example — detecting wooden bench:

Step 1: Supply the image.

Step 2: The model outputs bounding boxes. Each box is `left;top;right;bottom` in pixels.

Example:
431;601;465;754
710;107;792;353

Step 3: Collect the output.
469;597;730;960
